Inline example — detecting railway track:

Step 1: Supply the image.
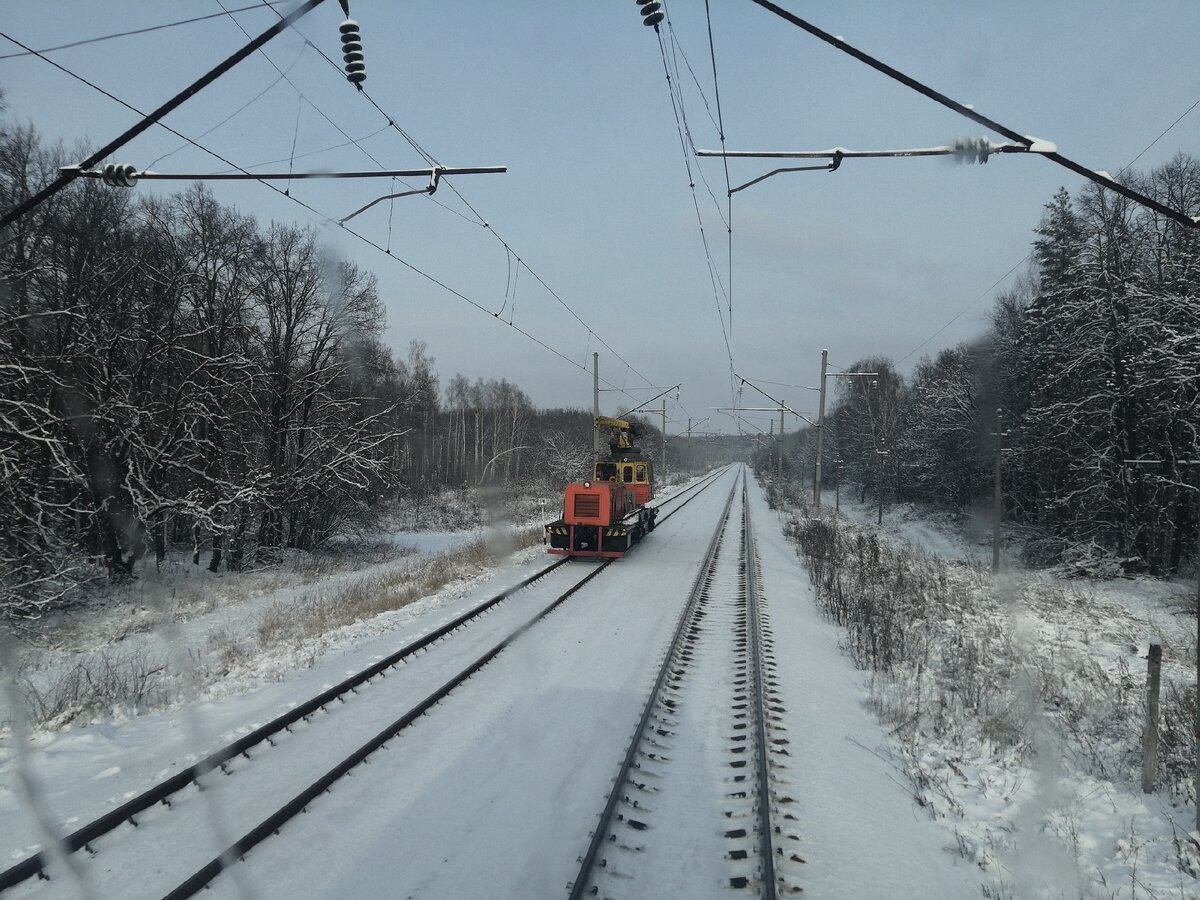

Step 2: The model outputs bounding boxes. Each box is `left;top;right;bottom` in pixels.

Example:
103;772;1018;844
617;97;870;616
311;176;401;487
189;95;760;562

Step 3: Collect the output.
2;468;727;899
569;473;803;898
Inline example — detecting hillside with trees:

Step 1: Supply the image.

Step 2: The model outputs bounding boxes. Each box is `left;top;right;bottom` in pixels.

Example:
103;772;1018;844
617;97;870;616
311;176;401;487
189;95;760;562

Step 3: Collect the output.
766;154;1200;576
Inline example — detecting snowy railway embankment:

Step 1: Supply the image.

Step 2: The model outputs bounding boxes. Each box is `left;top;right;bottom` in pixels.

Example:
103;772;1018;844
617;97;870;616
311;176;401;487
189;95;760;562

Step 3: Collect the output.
783;503;1200;898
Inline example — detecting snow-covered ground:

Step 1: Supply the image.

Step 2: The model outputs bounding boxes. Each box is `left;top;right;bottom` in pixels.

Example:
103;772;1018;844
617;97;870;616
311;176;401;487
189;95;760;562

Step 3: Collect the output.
2;472;1196;898
799;492;1199;898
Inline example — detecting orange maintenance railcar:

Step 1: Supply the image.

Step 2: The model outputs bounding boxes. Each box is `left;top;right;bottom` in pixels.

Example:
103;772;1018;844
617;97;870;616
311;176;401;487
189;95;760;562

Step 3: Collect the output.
545;417;657;558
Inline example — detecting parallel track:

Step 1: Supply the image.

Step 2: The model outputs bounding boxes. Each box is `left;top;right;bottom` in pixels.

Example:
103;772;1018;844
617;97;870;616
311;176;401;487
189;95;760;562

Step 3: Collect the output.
2;468;727;897
569;473;791;898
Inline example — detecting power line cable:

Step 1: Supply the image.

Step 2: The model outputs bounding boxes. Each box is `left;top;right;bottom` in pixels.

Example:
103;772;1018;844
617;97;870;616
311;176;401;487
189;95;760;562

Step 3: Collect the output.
0;0;329;229
217;0;481;227
263;4;663;395
1121;96;1200;173
6;46;653;410
747;0;1199;229
0;3;276;60
896;94;1200;365
895;255;1029;365
145;41;308;169
653;17;736;408
702;0;734;344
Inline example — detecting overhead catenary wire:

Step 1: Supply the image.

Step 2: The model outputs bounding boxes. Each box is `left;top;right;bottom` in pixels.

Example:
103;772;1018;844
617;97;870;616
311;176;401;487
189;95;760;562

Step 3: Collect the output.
746;0;1199;229
653;18;736;407
0;0;330;230
896;94;1200;366
212;123;392;173
0;2;277;60
215;0;481;227
145;41;309;170
239;3;656;392
4;45;655;412
661;5;730;232
702;0;734;341
254;2;663;395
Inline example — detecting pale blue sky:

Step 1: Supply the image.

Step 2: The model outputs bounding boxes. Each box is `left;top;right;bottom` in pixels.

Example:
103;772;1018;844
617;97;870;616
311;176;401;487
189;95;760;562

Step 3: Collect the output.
3;1;1198;435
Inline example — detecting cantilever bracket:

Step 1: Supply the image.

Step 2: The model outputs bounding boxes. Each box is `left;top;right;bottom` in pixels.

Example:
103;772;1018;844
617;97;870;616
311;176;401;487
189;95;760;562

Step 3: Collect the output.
729;152;842;195
339;166;446;223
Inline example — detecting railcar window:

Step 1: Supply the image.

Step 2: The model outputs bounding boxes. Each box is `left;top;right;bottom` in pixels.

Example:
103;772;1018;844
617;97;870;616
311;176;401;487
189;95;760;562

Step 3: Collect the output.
636;464;646;481
623;466;633;482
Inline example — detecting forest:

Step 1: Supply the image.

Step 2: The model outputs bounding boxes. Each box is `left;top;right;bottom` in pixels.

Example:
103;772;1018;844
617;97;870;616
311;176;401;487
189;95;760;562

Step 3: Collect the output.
4;105;1197;623
0;115;687;618
769;154;1200;576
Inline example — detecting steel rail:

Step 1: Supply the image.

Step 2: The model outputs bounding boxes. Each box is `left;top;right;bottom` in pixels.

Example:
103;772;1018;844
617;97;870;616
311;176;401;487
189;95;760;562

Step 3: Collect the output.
163;558;617;899
743;478;778;897
649;465;729;520
3;471;727;892
0;557;575;890
569;472;740;899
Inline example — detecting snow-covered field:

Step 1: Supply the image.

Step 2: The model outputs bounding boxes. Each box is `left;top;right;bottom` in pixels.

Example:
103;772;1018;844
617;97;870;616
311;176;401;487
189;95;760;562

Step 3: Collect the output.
802;494;1199;898
2;472;1196;898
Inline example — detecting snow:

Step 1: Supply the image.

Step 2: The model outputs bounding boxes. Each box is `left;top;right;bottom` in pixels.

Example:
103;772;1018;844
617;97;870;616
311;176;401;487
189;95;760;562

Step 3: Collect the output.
2;468;1196;897
803;489;1199;898
748;485;983;897
1025;136;1059;153
371;528;490;555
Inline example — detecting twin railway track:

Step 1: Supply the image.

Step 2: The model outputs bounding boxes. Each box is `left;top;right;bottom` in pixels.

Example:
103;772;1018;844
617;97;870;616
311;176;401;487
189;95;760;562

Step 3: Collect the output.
570;472;802;898
5;467;801;898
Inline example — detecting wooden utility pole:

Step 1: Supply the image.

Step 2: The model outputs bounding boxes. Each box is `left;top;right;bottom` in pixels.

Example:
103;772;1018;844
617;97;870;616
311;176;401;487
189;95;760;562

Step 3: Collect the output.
1120;457;1199;828
1142;643;1163;793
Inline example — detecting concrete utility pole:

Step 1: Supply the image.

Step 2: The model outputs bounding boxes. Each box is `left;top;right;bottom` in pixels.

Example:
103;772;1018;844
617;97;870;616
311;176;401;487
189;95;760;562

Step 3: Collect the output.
993;407;1004;574
592;353;600;464
876;441;888;525
779;408;785;488
811;360;877;511
813;349;829;508
661;399;668;483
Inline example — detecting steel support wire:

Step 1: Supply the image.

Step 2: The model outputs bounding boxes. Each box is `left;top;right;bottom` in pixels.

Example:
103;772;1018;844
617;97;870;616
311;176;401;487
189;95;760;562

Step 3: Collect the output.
0;0;330;230
745;0;1200;228
570;473;739;900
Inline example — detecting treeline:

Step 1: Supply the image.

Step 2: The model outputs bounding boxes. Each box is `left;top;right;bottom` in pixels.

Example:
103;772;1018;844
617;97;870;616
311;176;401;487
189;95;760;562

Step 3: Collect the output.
777;154;1200;575
0;118;639;616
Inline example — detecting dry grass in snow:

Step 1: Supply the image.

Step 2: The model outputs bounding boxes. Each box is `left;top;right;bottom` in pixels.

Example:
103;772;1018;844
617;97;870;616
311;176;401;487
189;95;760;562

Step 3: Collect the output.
786;512;1199;899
